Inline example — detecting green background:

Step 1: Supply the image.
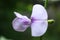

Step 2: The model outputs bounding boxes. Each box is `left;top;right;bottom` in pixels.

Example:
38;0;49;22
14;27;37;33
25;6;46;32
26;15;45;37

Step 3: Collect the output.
0;0;60;40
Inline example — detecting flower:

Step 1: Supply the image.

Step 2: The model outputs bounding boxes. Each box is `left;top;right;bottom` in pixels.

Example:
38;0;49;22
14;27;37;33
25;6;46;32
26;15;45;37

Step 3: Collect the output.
12;12;31;32
12;4;48;37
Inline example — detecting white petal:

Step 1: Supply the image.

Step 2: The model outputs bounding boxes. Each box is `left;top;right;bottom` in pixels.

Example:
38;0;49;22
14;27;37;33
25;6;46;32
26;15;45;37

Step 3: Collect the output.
12;17;30;32
31;20;48;37
14;12;23;18
31;4;48;19
31;4;48;37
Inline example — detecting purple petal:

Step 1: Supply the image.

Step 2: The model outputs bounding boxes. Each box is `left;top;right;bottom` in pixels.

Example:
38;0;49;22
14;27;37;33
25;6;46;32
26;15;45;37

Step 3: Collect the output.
12;17;31;32
14;12;23;18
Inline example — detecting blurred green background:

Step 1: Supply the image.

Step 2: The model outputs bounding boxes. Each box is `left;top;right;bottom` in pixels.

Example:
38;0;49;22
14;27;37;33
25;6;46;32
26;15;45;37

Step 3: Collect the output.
0;0;60;40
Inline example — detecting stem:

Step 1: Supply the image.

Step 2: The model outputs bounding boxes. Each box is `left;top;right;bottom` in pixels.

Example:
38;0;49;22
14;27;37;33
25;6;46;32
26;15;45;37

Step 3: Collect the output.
40;36;43;40
31;36;43;40
48;19;54;22
44;0;48;9
48;19;55;24
32;37;40;40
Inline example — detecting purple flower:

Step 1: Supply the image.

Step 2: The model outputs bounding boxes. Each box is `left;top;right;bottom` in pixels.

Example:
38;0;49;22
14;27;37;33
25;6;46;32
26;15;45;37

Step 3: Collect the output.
12;4;48;37
12;12;31;32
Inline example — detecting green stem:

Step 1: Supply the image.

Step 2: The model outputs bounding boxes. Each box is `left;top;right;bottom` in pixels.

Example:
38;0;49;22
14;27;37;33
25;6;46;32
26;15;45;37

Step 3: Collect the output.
32;37;40;40
40;36;43;40
48;19;54;22
48;19;55;24
44;0;48;9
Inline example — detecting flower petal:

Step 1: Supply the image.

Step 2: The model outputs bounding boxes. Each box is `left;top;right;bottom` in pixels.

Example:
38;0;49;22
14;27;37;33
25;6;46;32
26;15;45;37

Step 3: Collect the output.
31;4;48;37
12;17;31;32
31;4;48;19
14;12;23;18
31;20;48;37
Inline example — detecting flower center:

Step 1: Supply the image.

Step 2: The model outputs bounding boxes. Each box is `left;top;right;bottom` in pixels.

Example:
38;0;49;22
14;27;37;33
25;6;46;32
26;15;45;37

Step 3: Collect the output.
31;17;38;23
23;21;29;25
